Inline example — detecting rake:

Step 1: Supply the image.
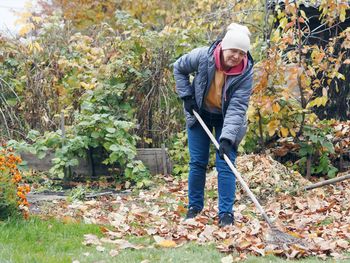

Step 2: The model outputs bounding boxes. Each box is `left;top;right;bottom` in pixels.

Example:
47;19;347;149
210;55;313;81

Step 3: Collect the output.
193;110;306;246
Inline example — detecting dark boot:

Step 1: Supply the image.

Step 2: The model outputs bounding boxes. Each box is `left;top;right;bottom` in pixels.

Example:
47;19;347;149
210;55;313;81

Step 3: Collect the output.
185;207;201;219
219;212;234;227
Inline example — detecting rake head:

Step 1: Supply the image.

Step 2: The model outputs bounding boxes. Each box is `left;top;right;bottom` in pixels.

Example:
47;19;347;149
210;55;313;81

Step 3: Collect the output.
266;225;308;247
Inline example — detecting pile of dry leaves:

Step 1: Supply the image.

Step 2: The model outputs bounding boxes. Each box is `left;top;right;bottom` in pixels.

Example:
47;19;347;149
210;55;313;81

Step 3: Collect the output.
36;154;350;261
235;154;309;202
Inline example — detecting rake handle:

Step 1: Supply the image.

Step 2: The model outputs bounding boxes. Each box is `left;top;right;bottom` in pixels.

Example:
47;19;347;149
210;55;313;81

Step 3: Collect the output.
193;110;274;227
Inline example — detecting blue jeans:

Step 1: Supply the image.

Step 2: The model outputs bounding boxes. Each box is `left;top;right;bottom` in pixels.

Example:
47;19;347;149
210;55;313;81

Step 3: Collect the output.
187;111;237;217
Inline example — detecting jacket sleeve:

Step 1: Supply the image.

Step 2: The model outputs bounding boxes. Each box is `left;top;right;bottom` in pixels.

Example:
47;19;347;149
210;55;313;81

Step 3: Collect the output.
219;74;254;145
173;47;206;99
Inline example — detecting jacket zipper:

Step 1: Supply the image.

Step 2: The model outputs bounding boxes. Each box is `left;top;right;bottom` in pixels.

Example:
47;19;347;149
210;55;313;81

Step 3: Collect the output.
221;65;253;117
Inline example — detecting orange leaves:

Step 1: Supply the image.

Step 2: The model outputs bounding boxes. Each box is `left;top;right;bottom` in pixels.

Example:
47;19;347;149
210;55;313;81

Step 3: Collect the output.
272;103;280;113
0;147;30;219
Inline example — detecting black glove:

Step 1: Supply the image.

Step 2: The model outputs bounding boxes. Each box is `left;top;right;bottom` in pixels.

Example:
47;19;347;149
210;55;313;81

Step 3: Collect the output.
182;96;198;115
218;139;233;159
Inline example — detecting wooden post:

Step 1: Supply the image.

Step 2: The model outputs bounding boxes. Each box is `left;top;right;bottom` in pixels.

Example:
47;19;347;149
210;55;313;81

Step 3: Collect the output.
306;154;312;178
60;112;71;180
60;112;65;138
161;143;168;175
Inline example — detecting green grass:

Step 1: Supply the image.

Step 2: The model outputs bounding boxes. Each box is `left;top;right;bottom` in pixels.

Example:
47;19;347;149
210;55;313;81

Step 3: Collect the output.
0;217;348;263
0;216;102;263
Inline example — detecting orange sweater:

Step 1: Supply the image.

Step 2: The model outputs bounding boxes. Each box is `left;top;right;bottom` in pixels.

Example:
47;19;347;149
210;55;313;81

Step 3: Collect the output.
205;70;225;110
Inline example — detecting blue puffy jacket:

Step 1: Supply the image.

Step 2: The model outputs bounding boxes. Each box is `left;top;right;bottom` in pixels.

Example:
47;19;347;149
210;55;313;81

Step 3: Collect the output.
173;40;254;147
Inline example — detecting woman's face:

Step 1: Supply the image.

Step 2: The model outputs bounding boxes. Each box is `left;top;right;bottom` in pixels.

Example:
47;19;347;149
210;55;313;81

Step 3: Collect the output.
222;48;245;68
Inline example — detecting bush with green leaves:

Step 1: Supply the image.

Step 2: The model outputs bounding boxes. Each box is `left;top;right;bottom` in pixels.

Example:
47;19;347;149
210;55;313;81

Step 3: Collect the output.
169;130;216;179
9;83;151;186
169;131;189;179
295;123;338;178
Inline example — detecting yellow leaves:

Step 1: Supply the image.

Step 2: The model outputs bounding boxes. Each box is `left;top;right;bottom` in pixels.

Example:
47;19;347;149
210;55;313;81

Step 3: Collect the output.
28;42;43;54
280;127;289;137
19;23;35;36
80;82;95;90
267;121;290;138
311;49;325;64
339;5;347;22
32;16;42;23
342;30;350;49
157;240;177;248
271;29;281;43
307;96;328;108
289;128;296;137
247;105;256;122
272;103;280;113
300;10;307;20
336;72;345;80
56;0;117;29
279;17;288;29
267;120;280;137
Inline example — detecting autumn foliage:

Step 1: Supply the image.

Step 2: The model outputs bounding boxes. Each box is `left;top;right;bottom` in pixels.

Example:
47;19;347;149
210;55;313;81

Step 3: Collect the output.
0;146;30;219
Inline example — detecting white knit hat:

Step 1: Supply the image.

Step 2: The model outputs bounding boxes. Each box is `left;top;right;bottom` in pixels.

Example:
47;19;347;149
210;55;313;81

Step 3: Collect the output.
221;23;251;53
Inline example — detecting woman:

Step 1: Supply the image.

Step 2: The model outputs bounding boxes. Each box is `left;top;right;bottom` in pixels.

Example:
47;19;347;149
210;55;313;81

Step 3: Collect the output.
173;23;254;227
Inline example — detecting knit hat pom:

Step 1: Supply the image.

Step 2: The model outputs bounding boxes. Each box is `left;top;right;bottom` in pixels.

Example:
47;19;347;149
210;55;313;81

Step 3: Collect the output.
221;23;251;53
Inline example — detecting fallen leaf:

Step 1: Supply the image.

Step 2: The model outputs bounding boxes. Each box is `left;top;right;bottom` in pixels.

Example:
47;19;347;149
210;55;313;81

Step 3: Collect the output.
221;254;233;263
317;240;336;251
216;231;227;239
157;240;177;248
153;235;165;243
85;200;97;206
236;240;251;251
336;239;349;249
109;249;119;257
82;234;102;246
307;196;321;212
62;216;78;224
96;246;105;252
249;219;261;235
251;246;265;256
199;225;216;241
115;239;142;250
146;228;157;235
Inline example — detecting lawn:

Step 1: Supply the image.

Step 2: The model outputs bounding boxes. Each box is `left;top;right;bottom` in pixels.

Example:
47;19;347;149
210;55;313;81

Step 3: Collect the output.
0;217;348;263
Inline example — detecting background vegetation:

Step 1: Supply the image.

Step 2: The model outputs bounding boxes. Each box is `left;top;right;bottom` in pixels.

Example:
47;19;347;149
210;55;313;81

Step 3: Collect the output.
1;0;349;185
